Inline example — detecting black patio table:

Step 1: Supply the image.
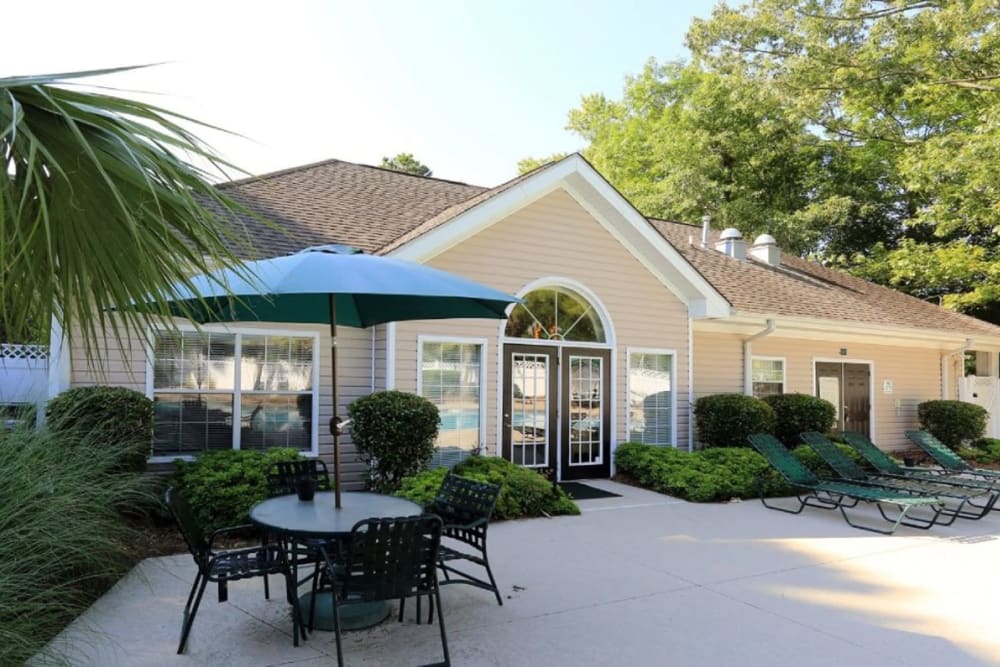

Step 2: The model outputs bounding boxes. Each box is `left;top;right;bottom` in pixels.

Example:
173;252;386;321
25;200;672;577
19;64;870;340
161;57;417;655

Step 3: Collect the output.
250;491;423;631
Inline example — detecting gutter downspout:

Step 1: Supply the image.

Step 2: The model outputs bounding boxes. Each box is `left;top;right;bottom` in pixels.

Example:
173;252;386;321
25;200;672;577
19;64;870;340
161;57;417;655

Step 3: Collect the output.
743;320;776;395
942;338;974;401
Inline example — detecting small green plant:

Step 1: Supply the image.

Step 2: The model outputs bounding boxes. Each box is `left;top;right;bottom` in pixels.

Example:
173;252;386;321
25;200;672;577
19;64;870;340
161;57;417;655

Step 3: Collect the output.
763;393;836;446
348;390;440;492
0;424;150;665
961;438;1000;465
46;385;154;473
694;394;775;448
917;400;988;449
171;448;303;532
396;456;579;519
788;443;870;478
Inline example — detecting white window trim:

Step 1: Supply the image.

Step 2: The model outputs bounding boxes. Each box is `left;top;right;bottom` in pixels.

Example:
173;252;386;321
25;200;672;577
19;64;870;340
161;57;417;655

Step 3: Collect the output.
146;323;321;462
751;355;787;397
625;347;678;447
416;335;488;454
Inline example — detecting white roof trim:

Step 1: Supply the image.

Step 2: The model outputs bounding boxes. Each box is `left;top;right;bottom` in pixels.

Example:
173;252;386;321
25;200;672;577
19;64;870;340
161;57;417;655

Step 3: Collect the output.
388;154;730;318
697;313;1000;350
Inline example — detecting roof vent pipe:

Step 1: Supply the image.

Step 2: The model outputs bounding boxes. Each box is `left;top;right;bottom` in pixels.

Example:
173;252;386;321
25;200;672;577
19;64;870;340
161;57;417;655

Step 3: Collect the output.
750;234;781;267
701;215;711;249
715;227;746;261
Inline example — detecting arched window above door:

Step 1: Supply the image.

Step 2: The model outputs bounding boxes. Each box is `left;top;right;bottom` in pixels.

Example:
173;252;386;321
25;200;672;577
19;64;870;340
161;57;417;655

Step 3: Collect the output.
504;286;606;343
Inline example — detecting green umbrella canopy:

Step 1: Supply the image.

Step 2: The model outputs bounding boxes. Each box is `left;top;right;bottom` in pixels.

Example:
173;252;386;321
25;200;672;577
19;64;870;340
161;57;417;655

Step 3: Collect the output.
134;244;520;508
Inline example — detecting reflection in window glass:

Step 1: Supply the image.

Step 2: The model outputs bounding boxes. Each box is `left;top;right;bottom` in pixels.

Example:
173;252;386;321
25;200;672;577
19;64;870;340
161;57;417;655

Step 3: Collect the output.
505;286;605;342
152;331;314;457
421;341;483;468
627;352;673;445
752;358;784;398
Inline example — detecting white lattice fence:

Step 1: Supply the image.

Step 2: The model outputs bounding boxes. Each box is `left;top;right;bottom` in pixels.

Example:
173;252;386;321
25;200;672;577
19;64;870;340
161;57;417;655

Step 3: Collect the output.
1;344;49;407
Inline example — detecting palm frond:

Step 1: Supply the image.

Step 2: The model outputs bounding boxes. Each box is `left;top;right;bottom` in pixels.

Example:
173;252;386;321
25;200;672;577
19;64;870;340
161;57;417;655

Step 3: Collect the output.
0;68;260;363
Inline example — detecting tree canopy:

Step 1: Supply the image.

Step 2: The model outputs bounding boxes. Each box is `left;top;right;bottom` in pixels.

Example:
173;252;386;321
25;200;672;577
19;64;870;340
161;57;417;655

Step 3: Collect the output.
0;68;253;355
380;152;432;177
525;1;1000;321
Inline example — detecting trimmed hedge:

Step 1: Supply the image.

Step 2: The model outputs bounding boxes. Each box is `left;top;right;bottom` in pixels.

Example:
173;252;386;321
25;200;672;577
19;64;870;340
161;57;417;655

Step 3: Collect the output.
614;441;870;503
763;393;836;447
694;394;775;448
46;385;154;473
170;448;303;531
396;456;579;519
348;390;439;493
917;400;988;449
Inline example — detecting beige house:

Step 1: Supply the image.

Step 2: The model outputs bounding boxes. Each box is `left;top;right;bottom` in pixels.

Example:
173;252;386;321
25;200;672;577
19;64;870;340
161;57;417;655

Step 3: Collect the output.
51;154;1000;484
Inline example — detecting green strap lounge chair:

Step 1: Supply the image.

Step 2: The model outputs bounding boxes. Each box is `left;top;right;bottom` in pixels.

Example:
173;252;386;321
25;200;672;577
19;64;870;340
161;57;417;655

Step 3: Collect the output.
747;433;953;534
842;431;1000;504
905;430;1000;482
799;432;996;520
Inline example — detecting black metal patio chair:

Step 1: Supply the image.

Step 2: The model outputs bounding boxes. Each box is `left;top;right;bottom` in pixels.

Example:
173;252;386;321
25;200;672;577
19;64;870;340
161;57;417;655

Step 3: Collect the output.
319;514;450;667
747;433;954;534
164;486;306;654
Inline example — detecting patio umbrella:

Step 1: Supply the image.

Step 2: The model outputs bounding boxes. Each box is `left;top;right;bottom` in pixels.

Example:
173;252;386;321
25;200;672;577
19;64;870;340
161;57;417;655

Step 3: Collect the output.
137;244;519;507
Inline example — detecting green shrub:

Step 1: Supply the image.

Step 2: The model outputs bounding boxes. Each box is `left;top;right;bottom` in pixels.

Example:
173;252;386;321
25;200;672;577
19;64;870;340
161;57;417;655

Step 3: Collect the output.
171;448;303;532
348;390;439;493
396;455;579;519
961;438;1000;465
694;394;775;448
763;393;837;446
615;442;789;501
0;424;150;665
917;400;988;449
46;385;154;473
789;443;870;478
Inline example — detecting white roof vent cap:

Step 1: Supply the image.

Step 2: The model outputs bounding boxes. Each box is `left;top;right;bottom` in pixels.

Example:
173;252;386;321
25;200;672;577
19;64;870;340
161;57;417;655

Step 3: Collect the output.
750;233;781;267
719;227;743;241
753;233;777;246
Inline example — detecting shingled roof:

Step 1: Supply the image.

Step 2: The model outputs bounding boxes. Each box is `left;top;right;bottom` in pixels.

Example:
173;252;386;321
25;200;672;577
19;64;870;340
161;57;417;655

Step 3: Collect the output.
217;157;1000;338
218;159;484;256
650;219;1000;337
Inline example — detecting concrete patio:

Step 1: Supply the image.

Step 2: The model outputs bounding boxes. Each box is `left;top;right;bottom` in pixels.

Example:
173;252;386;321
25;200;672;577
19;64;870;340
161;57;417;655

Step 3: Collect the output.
47;481;1000;666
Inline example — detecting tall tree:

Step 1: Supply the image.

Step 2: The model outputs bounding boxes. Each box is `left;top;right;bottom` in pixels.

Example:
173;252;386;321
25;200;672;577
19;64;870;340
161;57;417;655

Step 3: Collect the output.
0;68;253;354
524;1;1000;320
380;152;432;177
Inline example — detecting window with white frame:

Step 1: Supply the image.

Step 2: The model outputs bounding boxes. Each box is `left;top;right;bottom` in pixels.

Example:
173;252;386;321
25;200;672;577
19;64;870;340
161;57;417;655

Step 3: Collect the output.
751;357;785;398
627;350;674;445
419;339;484;467
151;330;316;457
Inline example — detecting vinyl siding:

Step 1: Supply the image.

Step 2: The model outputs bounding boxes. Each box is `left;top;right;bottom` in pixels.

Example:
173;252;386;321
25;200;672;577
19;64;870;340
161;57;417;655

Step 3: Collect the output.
692;331;944;451
392;187;692;460
69;320;373;488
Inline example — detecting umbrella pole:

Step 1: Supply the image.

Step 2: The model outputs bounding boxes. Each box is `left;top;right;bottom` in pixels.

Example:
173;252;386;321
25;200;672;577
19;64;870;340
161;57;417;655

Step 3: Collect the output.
329;294;342;509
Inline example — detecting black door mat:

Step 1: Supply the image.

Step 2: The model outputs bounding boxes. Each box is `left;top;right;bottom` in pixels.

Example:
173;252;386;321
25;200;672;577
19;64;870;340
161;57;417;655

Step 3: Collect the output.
558;482;622;500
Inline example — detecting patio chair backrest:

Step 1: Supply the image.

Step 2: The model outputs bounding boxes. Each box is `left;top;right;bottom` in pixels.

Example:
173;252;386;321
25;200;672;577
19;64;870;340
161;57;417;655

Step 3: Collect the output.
341;514;443;603
266;459;333;497
799;432;868;480
747;433;820;487
164;487;209;569
427;473;501;526
841;432;905;475
905;430;970;472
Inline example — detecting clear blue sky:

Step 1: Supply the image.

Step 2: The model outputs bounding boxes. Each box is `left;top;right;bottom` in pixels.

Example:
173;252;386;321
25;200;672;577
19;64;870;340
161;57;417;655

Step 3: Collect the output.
7;0;720;185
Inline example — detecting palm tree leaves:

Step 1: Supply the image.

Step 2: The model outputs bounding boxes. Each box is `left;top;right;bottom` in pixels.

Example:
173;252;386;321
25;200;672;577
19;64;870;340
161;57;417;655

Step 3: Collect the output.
0;67;256;359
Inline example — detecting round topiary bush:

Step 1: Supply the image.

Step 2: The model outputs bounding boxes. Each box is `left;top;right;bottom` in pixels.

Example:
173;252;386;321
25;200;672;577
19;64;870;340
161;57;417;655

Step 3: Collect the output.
694;393;775;448
46;385;154;473
917;400;988;450
348;390;439;493
763;393;837;446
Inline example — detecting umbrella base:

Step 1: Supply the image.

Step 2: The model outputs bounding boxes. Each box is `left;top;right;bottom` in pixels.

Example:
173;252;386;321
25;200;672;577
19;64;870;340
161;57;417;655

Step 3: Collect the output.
298;591;391;631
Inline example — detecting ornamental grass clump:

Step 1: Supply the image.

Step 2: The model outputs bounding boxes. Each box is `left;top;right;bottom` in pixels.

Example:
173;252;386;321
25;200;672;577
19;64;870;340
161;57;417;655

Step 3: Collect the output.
0;423;151;665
